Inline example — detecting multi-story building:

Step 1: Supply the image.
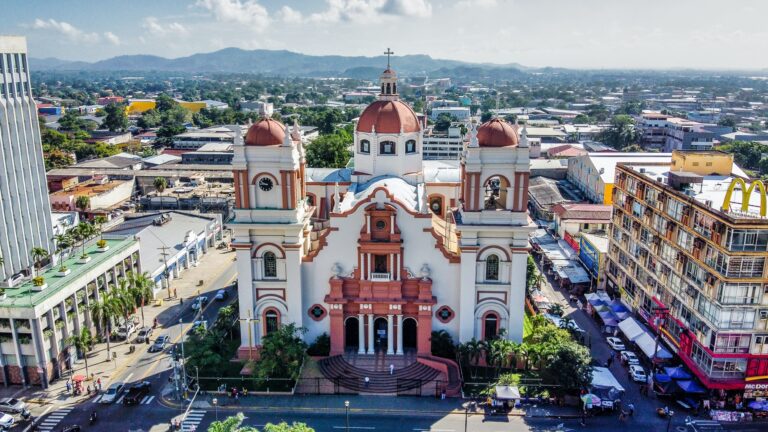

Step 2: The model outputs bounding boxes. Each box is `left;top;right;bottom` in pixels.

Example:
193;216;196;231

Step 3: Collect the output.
637;112;672;149
663;118;716;152
0;36;55;286
422;124;465;160
567;153;671;205
430;106;471;121
605;150;768;393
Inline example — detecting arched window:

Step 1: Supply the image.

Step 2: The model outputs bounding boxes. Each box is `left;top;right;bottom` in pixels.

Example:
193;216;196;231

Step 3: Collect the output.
381;84;385;94
386;83;391;94
486;254;499;281
484;313;499;340
263;252;277;278
379;140;396;155
265;310;279;335
405;139;416;154
359;139;370;154
393;83;397;94
429;196;443;217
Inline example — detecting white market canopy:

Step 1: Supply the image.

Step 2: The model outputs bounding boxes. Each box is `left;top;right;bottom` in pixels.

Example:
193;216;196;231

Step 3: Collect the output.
591;366;625;393
495;385;521;400
635;332;673;360
618;317;645;341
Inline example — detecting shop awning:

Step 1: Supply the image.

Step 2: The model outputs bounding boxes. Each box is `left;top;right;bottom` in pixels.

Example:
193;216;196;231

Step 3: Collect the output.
635;332;673;359
654;373;672;383
675;380;706;394
618;317;645;341
495;385;521;400
590;366;625;393
664;366;692;380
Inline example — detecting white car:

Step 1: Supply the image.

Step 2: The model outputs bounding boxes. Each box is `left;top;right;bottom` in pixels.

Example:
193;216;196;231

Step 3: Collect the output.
115;322;136;340
191;296;209;311
100;382;125;404
621;351;641;365
0;413;15;430
629;364;647;383
606;337;626;351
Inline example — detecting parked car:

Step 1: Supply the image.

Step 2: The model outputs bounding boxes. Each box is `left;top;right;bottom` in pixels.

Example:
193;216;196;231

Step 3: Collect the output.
100;382;125;404
123;381;152;405
606;337;626;351
116;322;136;340
629;364;647;383
214;289;228;301
0;413;14;430
191;296;209;311
0;398;26;414
190;319;208;332
621;351;641;365
136;327;153;343
149;335;170;353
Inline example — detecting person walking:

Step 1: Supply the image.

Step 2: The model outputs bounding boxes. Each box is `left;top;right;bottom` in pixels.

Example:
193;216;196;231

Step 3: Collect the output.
389;364;394;375
606;356;613;368
364;376;370;388
627;402;634;416
66;380;72;394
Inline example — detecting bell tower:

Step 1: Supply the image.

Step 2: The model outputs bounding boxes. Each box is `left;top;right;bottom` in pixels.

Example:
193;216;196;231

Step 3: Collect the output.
379;48;398;101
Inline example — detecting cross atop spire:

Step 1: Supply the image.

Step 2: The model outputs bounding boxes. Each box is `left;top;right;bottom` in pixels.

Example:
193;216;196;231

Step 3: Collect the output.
384;48;394;68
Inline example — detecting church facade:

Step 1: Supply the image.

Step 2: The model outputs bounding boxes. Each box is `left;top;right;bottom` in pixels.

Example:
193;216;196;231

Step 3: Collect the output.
230;64;534;360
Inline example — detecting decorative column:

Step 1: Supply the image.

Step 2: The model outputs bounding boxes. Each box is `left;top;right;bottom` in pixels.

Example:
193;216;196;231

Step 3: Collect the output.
417;306;433;356
233;240;254;353
367;313;374;354
357;313;365;354
32;318;50;388
329;304;344;356
507;250;528;342
458;248;478;342
396;315;404;355
284;246;304;328
386;314;394;355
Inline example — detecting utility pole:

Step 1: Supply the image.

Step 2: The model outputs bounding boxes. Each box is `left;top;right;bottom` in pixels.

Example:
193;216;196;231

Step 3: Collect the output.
158;245;172;299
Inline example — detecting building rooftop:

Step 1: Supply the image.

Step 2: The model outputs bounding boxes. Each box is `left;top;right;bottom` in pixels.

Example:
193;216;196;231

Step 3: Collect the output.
50;179;130;198
0;237;136;309
74;155;142;170
581;232;609;252
551;203;612;221
585;152;673;183
197;143;234;152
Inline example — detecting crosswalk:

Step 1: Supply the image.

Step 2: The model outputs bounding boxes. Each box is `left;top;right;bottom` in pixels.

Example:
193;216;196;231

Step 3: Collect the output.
38;407;74;432
182;410;206;432
91;394;155;405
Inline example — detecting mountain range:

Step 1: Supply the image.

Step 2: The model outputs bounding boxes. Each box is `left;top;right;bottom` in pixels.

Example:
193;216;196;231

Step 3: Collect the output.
29;47;530;79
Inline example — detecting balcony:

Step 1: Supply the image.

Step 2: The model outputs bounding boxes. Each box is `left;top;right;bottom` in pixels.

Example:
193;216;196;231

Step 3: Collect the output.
370;272;391;282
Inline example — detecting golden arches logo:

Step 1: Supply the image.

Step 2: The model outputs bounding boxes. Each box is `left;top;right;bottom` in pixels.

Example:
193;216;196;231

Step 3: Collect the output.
721;178;767;216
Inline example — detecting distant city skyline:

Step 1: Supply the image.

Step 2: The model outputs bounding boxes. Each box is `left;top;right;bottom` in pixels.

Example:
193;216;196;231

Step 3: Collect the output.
4;0;768;70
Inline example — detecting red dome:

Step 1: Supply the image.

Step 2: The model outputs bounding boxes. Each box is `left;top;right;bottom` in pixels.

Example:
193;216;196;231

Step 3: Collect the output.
245;118;285;146
356;100;421;134
476;118;518;148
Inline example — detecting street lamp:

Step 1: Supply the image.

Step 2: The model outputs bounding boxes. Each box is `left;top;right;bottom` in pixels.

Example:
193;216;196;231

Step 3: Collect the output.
345;400;350;432
461;401;471;432
212;398;218;421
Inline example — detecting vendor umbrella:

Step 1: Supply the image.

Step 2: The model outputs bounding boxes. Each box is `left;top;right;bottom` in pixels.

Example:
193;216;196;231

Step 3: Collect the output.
748;400;768;411
581;394;601;408
72;375;86;383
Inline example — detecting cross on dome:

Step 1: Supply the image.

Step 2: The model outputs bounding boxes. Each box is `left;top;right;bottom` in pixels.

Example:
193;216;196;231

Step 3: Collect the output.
384;48;394;69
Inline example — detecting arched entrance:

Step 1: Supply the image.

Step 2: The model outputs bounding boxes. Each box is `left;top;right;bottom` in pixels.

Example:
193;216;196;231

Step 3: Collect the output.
373;317;388;351
402;317;417;350
483;312;499;340
344;317;359;350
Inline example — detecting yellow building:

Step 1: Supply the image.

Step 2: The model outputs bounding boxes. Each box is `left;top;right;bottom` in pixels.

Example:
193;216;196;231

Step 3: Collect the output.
126;99;208;115
670;150;734;176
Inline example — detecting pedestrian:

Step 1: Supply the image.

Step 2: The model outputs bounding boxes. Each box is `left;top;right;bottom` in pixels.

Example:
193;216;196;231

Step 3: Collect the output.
580;411;586;427
86;384;92;395
389;364;394;375
97;378;102;391
173;288;177;298
66;380;72;394
619;410;626;421
234;392;239;404
606;356;613;368
627;402;634;416
242;387;248;398
364;376;370;388
703;399;711;411
441;389;446;400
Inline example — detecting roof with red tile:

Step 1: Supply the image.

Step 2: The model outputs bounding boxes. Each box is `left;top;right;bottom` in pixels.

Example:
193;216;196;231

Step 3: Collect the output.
551;203;613;220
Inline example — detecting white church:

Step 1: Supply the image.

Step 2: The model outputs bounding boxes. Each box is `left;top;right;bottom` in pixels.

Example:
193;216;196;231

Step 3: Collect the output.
230;60;534;386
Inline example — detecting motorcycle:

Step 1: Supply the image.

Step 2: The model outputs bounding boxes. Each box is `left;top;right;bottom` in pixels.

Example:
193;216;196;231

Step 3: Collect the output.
89;412;97;425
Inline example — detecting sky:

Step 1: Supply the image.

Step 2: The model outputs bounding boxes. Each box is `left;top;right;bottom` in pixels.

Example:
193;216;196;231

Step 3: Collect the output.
4;0;768;70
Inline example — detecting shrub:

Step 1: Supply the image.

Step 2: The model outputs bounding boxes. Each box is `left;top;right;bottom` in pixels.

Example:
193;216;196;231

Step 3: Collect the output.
306;333;330;356
33;276;45;287
97;239;107;248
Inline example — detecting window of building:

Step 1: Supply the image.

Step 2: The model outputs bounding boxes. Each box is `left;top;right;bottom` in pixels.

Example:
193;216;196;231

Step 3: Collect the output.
265;310;279;335
263;252;277;278
666;199;686;221
379;140;396;155
484;313;499;340
436;306;455;323
712;333;751;354
485;254;499;281
360;139;370;154
726;229;768;252
719;283;762;305
373;254;388;273
725;256;765;278
308;304;327;321
405;140;416;153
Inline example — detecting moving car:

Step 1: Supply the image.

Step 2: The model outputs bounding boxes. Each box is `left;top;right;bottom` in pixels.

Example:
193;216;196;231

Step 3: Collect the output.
629;364;647;383
123;381;152;405
191;296;209;311
0;398;26;414
606;337;626;351
100;382;125;404
115;322;136;340
214;289;228;301
149;335;170;353
621;351;641;365
0;413;14;430
136;327;153;343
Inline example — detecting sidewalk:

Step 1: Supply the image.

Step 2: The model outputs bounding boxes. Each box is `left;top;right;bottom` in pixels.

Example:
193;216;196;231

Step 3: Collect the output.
21;232;238;407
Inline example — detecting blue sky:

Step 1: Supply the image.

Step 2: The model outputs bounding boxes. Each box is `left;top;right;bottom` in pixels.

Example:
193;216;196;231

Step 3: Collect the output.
4;0;768;69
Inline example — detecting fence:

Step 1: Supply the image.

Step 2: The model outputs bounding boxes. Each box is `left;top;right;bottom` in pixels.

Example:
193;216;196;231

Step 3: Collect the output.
198;376;295;393
292;377;449;397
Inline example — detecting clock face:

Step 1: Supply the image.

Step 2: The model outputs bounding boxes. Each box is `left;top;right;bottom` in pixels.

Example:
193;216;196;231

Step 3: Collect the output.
258;177;274;191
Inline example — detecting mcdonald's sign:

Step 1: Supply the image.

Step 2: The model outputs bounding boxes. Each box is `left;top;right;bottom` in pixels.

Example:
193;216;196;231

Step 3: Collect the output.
721;178;767;217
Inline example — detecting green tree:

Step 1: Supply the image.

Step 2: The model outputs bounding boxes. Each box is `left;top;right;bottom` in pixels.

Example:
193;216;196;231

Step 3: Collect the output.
526;255;538;289
573;114;591;124
66;328;93;377
102;103;129;132
598;115;640;149
154;177;168;193
89;290;123;357
207;414;313;432
137;109;162;129
305;133;351;168
540;343;592;393
75;195;90;213
718;141;766;172
255;323;307;380
718;117;737;129
53;233;72;271
30;247;49;279
58;110;88;132
430;329;456;359
45;149;75;170
480;111;493;122
128;271;155;326
434;113;455;132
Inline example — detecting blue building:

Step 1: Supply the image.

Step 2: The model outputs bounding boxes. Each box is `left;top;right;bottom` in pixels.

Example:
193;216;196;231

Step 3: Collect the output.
578;232;608;291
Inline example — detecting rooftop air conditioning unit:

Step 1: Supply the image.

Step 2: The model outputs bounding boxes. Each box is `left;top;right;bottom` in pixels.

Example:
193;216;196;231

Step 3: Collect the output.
639;168;646;174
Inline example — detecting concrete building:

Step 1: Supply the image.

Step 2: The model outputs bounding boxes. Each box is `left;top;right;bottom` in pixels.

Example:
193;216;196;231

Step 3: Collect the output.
422;124;465;160
430;106;471;121
0;236;140;387
49;176;134;212
172;127;239;150
0;36;55;287
567;153;672;205
605;151;768;394
181;143;234;165
107;212;221;294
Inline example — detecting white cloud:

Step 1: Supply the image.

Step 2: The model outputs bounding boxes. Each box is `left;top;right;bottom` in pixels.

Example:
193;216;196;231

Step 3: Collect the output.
309;0;433;23
142;16;189;36
195;0;270;28
103;32;121;45
456;0;498;8
31;18;100;43
276;6;303;24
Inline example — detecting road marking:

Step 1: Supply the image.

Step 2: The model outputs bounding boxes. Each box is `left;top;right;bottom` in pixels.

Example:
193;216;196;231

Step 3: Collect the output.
333;427;375;430
124;372;134;383
144;395;155;404
91;395;102;403
38;407;73;431
182;410;206;432
116;395;125;404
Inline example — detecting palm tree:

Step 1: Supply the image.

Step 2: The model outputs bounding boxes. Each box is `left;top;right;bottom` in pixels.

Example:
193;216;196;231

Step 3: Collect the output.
53;233;72;270
30;247;49;278
75;195;90;213
465;338;483;379
154;177;167;193
548;304;564;317
89;293;122;357
93;215;107;240
73;222;95;259
532;273;545;290
128;272;154;327
66;328;93;377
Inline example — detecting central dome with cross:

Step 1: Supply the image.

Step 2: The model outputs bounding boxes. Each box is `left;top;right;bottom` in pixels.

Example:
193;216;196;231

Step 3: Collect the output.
356;48;421;135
